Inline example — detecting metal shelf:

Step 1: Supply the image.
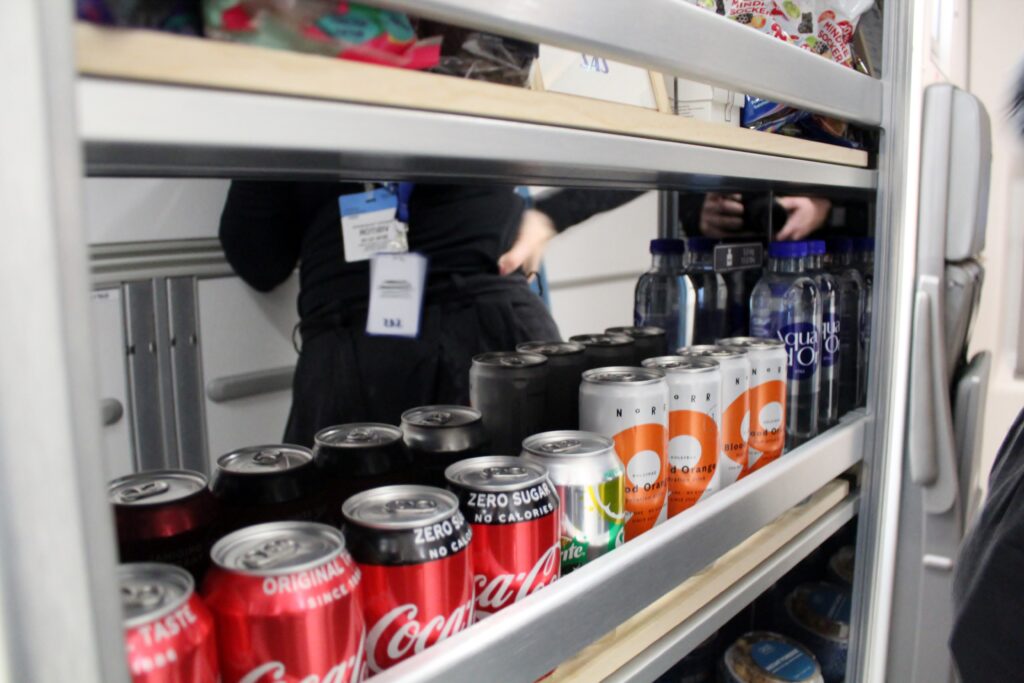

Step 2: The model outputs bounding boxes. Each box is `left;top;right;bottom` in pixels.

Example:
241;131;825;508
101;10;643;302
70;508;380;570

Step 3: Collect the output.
371;416;867;683
359;0;883;127
79;78;876;191
605;493;859;683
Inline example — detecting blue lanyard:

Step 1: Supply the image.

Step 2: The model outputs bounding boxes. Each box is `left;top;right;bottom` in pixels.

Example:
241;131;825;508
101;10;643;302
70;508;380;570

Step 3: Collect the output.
389;182;415;223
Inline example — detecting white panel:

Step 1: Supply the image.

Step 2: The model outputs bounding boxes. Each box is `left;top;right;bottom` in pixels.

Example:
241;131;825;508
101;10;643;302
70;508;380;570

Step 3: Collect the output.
197;274;299;465
543;191;656;336
90;288;134;479
83;178;229;245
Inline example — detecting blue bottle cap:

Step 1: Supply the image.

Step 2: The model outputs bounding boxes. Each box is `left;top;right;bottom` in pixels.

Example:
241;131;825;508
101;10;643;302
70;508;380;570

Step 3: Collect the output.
768;241;808;259
826;237;855;254
686;236;716;253
808;240;827;256
650;238;686;254
853;236;875;251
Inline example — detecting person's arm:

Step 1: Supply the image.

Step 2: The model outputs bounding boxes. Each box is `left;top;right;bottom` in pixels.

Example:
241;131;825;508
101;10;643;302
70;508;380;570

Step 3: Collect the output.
533;189;644;233
218;181;303;292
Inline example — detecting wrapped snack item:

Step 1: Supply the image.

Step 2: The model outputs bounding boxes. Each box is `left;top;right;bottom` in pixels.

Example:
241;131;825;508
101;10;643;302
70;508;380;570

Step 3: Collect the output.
721;631;824;683
725;0;789;41
202;1;441;70
771;0;816;47
688;0;727;15
77;0;202;34
417;21;537;86
814;0;874;67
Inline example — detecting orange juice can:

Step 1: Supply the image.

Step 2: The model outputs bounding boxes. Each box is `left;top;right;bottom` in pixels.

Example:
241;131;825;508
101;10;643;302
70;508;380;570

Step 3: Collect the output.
579;367;668;540
718;337;787;476
642;356;721;517
676;345;750;490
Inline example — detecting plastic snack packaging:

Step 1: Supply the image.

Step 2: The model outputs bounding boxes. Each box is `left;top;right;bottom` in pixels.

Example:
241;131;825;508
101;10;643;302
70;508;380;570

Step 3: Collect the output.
416;21;538;87
202;0;441;70
77;0;203;34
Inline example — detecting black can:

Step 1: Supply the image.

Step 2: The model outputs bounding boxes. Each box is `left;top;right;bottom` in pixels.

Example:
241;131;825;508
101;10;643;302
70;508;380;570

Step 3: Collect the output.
469;352;548;455
313;423;412;525
209;444;324;536
516;341;587;431
568;333;636;370
606;326;668;364
108;469;217;583
401;405;488;487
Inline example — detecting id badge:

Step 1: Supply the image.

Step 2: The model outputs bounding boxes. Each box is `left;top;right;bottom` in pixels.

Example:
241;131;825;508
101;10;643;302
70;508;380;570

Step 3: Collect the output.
339;187;409;262
366;252;428;338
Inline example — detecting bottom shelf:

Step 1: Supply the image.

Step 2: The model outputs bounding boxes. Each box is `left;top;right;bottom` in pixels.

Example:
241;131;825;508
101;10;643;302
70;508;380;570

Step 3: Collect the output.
551;479;856;683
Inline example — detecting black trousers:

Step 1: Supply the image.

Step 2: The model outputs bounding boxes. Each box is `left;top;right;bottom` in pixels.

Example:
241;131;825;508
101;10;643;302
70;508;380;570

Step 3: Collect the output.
284;273;560;447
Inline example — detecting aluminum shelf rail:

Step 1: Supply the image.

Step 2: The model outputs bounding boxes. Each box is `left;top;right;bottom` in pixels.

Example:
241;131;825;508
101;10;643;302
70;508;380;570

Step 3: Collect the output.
78;78;876;192
605;493;860;683
371;416;867;683
359;0;883;127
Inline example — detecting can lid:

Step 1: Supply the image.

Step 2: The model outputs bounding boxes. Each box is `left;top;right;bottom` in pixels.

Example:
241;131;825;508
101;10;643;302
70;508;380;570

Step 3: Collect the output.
676;344;747;359
605;326;666;338
472;351;548;368
108;469;207;506
119;563;193;628
582;366;665;384
445;456;548;492
343;485;459;530
315;423;402;448
211;521;346;576
716;336;785;351
641;356;718;373
401;405;481;429
569;333;634;347
521;430;615;458
217;445;312;474
516;341;585;356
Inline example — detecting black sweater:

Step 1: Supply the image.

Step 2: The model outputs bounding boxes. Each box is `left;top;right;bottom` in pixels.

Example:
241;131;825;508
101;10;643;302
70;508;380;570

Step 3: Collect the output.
219;181;639;318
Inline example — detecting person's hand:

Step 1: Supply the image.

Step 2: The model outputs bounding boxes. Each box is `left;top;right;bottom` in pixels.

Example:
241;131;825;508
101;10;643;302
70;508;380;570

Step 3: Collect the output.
775;197;832;241
498;208;557;280
699;193;745;238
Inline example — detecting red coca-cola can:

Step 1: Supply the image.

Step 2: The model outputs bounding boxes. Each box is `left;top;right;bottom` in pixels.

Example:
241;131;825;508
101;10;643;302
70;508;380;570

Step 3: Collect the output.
342;485;474;675
203;521;366;682
119;562;219;683
445;456;560;620
110;470;217;583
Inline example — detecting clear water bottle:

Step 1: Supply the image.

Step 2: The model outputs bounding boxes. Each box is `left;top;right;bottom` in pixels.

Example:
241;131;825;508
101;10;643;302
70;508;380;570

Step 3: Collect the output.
750;241;821;447
807;240;839;429
825;238;866;414
854;237;874;407
634;239;692;353
684;237;729;345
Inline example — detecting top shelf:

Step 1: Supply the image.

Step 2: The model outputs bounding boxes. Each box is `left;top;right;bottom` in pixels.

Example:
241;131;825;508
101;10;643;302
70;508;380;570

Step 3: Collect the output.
358;0;884;127
76;25;874;190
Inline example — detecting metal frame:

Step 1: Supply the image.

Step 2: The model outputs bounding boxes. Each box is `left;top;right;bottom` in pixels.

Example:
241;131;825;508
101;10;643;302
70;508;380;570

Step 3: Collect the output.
372;419;866;683
605;494;860;683
0;2;128;681
79;79;877;192
358;0;883;126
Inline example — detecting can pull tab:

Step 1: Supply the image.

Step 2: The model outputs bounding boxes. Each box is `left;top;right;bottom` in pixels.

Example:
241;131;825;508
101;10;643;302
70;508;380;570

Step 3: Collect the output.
119;481;171;502
242;538;299;569
121;582;166;610
344;429;376;444
423;412;452;426
541;439;582;453
482;466;528;479
385;498;438;515
253;450;283;467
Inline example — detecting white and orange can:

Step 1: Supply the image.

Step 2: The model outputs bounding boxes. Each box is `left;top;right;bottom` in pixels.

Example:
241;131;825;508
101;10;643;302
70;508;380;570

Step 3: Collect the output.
676;345;750;490
642;356;721;517
718;337;787;476
579;367;668;540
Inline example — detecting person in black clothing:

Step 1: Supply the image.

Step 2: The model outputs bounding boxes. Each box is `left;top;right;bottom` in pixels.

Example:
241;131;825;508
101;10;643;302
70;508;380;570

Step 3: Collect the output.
219;182;637;446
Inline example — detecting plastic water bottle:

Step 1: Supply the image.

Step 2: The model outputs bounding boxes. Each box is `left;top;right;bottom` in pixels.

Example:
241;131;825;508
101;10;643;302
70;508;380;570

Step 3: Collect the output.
826;238;866;415
854;237;874;407
684;237;729;345
807;241;839;429
634;239;692;353
750;242;821;447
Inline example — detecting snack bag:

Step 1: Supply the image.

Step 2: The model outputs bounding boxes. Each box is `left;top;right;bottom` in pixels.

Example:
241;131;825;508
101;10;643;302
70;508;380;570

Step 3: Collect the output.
771;0;816;47
725;0;789;42
688;0;726;15
814;0;874;67
203;1;441;70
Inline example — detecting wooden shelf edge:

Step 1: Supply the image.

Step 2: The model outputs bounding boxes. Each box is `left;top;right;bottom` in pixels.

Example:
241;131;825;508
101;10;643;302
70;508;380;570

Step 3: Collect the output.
75;24;869;169
548;478;851;682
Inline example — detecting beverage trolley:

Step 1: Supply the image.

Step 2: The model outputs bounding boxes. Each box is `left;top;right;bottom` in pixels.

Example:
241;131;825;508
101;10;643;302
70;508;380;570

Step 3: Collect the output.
1;1;987;681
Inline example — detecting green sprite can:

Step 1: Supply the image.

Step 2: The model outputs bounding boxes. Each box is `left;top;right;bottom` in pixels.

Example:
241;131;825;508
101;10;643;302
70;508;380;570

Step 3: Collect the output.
521;431;626;573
